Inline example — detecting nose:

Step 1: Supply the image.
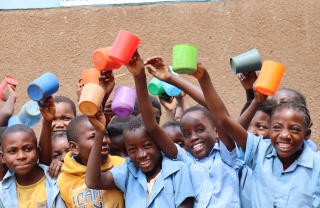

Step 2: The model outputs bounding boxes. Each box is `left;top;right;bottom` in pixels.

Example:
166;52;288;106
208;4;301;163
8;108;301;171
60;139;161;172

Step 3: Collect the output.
190;132;199;143
17;150;27;160
279;129;291;139
137;148;147;159
53;119;64;128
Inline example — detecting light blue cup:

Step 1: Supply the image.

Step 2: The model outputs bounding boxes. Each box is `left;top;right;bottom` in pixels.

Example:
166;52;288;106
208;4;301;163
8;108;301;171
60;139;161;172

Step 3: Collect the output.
8;115;23;127
27;72;59;102
161;66;182;96
19;100;42;127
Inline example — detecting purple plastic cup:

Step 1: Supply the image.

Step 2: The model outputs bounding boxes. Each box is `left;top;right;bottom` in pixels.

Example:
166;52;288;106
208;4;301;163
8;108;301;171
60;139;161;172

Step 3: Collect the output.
111;86;137;117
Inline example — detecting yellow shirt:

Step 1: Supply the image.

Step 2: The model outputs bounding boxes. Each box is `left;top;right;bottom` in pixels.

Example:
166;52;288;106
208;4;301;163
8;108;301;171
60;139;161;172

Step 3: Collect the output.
16;175;47;208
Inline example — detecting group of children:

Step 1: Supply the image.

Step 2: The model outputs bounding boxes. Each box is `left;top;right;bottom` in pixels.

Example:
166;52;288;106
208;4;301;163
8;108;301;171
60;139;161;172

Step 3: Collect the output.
0;48;319;208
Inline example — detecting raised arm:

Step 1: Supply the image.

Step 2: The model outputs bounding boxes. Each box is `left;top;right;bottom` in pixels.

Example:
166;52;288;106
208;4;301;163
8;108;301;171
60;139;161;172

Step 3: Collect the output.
0;86;16;126
85;108;117;190
38;96;55;165
191;63;249;150
126;51;178;158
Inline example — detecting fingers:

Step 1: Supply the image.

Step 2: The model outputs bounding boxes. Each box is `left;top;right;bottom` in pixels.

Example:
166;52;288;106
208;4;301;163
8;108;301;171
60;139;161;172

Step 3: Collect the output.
48;160;63;179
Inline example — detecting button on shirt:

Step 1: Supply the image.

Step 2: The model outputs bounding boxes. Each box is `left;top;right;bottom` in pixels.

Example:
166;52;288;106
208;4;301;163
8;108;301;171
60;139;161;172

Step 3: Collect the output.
242;133;320;208
175;142;240;208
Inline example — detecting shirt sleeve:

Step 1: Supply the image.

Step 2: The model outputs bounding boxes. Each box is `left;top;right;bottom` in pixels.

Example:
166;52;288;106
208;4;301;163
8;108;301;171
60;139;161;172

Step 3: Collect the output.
109;163;129;193
174;144;192;164
242;133;263;168
219;141;238;167
173;162;195;207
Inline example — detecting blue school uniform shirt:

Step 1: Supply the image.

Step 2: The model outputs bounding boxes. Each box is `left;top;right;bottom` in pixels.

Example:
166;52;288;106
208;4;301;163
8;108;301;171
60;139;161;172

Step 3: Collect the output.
109;155;195;208
175;142;240;208
0;164;66;208
242;133;320;208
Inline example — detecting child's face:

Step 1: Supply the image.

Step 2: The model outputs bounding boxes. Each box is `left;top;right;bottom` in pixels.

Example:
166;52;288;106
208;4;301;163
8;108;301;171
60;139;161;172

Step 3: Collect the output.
163;126;185;149
109;135;128;158
52;102;75;134
247;111;271;139
52;136;70;162
180;111;216;159
2;132;40;176
124;128;162;175
272;90;300;104
270;108;311;165
72;121;111;166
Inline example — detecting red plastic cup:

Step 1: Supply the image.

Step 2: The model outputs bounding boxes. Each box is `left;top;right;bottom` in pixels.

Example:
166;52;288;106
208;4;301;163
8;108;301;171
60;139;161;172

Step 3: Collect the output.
0;76;18;101
93;47;122;71
109;30;141;65
255;60;285;96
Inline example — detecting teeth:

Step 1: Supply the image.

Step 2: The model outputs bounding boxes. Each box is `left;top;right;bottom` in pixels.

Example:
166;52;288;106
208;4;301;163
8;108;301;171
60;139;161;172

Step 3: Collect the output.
193;143;204;150
278;143;292;149
140;160;150;165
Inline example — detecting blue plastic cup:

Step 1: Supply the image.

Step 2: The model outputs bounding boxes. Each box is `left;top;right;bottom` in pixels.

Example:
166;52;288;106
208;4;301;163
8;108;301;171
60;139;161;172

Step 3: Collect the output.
8;115;22;127
19;100;42;127
27;72;59;102
161;67;182;96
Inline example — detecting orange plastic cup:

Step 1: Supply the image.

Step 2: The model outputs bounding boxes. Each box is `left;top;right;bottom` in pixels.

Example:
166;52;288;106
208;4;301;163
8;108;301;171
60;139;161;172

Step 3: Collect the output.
93;47;122;71
109;30;141;65
79;83;105;116
81;68;101;85
255;60;285;96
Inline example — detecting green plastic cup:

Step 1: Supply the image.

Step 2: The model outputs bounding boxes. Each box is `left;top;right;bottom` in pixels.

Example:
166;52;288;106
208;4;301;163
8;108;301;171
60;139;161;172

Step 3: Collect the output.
148;77;165;96
172;44;198;74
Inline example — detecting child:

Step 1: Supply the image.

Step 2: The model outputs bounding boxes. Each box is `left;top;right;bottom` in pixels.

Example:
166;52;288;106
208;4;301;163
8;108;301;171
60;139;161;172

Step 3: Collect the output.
0;124;66;207
48;132;69;179
191;62;320;207
132;51;239;207
85;70;195;208
162;121;185;149
58;115;125;208
133;95;162;124
0;85;16;127
0;127;8;181
107;124;128;158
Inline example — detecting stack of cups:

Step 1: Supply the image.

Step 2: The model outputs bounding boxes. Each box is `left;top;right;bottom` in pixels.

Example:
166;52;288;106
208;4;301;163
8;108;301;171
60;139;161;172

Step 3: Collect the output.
111;86;137;117
19;100;42;127
0;76;19;101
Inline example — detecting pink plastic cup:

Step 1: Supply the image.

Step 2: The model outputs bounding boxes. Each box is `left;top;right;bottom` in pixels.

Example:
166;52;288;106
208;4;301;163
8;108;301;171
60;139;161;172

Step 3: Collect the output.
109;30;141;65
111;86;137;117
0;76;18;101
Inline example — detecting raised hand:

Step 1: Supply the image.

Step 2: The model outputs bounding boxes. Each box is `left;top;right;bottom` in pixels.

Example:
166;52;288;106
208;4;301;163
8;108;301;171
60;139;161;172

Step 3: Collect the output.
39;96;56;122
144;56;171;81
160;96;178;112
99;71;115;95
190;62;208;80
47;160;63;179
2;85;16;102
238;72;258;91
126;50;145;76
88;106;106;132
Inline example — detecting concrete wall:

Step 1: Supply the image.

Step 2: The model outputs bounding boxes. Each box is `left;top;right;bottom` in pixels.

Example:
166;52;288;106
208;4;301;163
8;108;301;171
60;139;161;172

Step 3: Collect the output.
1;0;319;145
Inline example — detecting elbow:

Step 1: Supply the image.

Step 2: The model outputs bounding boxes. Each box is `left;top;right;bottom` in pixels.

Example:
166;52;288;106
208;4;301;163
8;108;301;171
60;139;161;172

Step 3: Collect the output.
85;178;98;189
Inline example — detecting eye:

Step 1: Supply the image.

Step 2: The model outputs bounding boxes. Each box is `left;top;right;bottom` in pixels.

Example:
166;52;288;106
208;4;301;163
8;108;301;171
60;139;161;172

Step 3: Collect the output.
257;124;267;130
144;143;152;149
272;125;281;131
128;148;136;153
8;149;16;154
63;117;71;121
183;132;190;139
52;154;60;159
25;147;33;152
197;127;205;133
290;127;301;133
178;142;185;148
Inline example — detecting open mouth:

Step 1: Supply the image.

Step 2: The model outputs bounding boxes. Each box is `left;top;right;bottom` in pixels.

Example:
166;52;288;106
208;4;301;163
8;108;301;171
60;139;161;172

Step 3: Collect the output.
277;142;293;150
192;143;204;151
139;160;151;167
101;147;109;155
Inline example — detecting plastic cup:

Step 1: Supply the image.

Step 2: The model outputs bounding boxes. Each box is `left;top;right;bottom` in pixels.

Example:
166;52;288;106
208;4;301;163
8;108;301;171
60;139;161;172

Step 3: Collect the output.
255;60;285;96
148;77;166;96
109;30;141;65
161;67;182;96
172;44;198;74
8;115;22;127
0;76;19;101
111;86;137;117
81;68;101;85
79;83;105;116
230;48;262;74
19;100;42;127
93;47;122;71
27;72;59;102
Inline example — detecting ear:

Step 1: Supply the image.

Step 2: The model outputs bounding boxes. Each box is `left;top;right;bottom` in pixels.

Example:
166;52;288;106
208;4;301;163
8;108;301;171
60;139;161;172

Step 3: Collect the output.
69;141;79;155
0;151;4;164
304;128;312;140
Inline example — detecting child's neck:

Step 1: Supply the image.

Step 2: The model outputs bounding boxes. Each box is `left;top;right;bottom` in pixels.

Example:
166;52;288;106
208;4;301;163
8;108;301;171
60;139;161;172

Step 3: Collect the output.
146;158;162;182
16;165;44;186
0;164;8;181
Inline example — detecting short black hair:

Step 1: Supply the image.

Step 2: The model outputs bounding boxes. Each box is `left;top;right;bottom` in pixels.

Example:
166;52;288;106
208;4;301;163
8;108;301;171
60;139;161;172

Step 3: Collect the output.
133;95;162;116
123;116;145;132
240;99;276;116
107;124;124;140
110;115;134;125
66;115;88;142
181;105;216;128
1;124;37;148
162;120;180;129
277;88;307;106
54;95;77;117
52;131;67;140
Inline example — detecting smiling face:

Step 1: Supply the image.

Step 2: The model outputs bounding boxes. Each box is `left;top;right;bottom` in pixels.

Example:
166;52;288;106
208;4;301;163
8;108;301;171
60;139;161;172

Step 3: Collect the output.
248;111;271;139
2;132;40;176
71;121;110;165
52;102;75;134
163;126;185;149
180;111;216;159
124;127;162;178
270;108;311;165
52;136;70;162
